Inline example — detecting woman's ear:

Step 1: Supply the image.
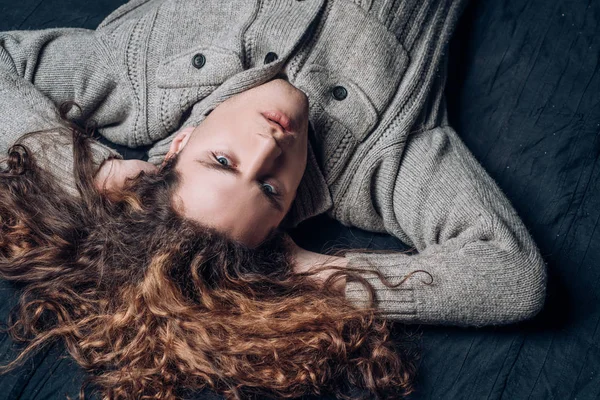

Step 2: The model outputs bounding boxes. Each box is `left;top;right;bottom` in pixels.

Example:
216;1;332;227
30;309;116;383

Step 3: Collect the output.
164;126;196;162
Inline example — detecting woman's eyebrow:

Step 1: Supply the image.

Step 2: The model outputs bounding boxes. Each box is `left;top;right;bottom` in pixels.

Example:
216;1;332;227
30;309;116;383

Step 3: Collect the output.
195;159;284;213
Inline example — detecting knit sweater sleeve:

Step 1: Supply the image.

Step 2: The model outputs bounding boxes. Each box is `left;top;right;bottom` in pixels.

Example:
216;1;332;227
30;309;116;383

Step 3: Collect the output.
0;46;121;195
338;124;548;327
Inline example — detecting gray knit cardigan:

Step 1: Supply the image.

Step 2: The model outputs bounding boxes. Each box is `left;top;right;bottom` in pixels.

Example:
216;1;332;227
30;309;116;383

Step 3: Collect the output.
0;0;547;327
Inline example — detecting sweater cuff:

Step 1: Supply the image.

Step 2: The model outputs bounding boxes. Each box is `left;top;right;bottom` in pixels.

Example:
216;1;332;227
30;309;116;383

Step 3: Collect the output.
17;130;122;197
343;251;423;322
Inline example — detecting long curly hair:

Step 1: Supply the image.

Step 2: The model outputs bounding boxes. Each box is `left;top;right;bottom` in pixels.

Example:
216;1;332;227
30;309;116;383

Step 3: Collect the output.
0;123;424;399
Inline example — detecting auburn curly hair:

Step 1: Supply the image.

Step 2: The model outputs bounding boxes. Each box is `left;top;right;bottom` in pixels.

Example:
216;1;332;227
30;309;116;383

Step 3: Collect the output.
0;122;424;399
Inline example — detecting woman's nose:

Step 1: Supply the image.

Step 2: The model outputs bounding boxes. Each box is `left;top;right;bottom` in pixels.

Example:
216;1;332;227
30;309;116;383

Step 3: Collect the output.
247;133;283;175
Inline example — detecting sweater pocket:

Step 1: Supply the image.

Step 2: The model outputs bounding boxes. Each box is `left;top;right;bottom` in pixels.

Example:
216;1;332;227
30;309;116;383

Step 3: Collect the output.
295;65;379;184
155;46;243;89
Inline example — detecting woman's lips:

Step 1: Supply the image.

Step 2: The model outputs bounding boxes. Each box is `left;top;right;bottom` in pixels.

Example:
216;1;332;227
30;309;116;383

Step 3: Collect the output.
261;110;293;134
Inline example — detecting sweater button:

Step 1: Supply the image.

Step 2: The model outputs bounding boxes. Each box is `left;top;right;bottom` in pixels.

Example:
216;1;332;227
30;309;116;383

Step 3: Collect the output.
331;85;348;101
264;52;279;64
192;53;206;69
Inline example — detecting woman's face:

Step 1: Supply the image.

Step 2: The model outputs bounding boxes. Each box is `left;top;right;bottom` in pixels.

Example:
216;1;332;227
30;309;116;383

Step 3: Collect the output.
165;78;309;248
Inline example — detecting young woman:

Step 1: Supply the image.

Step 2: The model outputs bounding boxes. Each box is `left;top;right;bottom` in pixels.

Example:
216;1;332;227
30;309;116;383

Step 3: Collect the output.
0;0;548;398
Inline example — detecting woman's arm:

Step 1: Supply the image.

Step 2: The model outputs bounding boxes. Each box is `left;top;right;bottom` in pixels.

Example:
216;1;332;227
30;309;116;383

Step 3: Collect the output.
0;71;121;195
0;27;135;139
334;124;548;328
285;234;348;294
0;25;141;189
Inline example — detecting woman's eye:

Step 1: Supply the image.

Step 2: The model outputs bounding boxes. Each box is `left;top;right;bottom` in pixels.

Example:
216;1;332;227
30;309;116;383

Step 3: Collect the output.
215;155;230;167
261;183;278;196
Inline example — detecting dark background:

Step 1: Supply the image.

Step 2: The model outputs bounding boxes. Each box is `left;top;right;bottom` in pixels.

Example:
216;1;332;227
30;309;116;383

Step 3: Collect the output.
0;0;599;399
